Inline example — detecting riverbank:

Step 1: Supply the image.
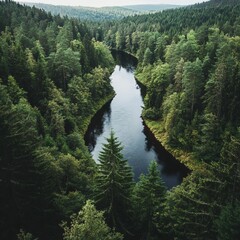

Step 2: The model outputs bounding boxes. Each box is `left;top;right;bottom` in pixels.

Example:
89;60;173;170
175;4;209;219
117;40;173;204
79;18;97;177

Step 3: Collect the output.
80;92;115;135
111;48;138;59
111;49;200;171
135;73;202;172
85;51;189;187
144;119;203;171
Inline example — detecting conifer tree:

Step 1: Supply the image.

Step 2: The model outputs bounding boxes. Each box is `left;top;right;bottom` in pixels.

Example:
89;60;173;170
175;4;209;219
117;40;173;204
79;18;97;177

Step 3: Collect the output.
133;161;166;239
95;131;133;232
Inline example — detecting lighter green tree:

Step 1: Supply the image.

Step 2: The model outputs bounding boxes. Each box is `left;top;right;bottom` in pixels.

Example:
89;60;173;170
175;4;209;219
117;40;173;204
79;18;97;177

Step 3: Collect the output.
62;200;123;240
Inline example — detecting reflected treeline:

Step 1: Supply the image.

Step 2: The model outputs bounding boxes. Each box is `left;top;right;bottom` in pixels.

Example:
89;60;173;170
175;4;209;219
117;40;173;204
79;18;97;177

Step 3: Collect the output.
142;121;190;177
136;79;147;98
84;101;112;151
85;50;190;189
111;50;138;72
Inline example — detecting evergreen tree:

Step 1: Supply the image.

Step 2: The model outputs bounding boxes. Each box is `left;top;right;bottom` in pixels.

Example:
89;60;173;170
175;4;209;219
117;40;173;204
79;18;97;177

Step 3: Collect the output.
143;47;153;66
95;131;133;232
194;112;222;163
215;202;240;240
182;58;204;119
133;161;166;240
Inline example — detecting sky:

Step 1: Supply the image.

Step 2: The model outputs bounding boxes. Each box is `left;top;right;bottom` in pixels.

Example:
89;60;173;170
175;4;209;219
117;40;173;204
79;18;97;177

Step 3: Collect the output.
17;0;206;8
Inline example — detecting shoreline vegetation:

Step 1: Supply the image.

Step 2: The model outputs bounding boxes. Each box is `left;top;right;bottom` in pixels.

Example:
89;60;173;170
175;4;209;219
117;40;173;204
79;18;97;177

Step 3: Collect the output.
1;1;240;239
136;73;201;171
81;92;115;135
132;52;199;172
143;119;201;171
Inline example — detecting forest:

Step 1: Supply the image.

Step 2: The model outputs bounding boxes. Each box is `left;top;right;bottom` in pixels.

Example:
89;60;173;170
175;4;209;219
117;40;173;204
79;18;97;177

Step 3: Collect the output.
22;3;183;22
22;3;140;22
0;0;240;239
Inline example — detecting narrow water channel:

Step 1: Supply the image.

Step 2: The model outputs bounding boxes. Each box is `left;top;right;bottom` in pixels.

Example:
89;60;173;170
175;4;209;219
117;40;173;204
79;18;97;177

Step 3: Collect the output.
85;51;189;189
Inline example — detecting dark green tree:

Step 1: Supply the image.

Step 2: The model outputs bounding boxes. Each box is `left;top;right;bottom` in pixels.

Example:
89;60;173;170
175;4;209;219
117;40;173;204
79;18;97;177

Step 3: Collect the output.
142;47;153;66
48;47;81;91
194;112;222;163
215;202;240;240
133;161;166;240
182;58;204;119
95;131;133;232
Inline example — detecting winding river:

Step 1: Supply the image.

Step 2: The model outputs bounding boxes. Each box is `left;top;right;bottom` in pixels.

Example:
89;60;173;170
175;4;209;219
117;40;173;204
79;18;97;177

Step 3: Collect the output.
85;51;189;189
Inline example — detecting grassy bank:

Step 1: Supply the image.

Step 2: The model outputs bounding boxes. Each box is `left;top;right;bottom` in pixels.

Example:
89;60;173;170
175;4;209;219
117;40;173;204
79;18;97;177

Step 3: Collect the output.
136;73;203;171
144;119;203;171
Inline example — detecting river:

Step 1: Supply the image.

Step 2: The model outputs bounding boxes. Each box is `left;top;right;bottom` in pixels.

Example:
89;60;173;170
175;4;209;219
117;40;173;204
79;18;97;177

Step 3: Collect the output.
85;51;189;189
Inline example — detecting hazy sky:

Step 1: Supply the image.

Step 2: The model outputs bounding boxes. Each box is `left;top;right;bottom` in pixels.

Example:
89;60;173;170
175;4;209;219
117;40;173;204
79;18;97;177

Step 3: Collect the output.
17;0;207;7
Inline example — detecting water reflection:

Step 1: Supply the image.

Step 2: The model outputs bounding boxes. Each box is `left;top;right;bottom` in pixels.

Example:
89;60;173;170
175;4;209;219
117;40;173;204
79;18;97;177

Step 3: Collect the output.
85;101;112;151
85;51;189;189
112;50;137;72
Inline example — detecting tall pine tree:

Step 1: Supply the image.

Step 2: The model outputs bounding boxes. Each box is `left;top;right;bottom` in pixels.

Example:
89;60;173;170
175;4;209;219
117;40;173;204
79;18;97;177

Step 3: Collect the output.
133;161;166;240
94;131;133;233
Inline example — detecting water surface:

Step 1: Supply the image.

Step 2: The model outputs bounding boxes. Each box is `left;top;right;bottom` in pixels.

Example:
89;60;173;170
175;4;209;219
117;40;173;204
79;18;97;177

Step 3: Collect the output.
85;51;189;188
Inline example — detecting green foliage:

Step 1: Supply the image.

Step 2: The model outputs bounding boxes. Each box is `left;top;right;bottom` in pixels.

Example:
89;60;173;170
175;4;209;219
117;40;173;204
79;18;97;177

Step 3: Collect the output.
194;113;222;162
142;48;153;65
0;1;114;239
95;131;133;231
142;107;160;120
116;31;125;50
17;229;37;240
1;1;240;239
23;3;140;22
54;191;86;218
6;75;26;103
48;48;81;90
87;1;240;239
62;200;123;240
94;41;114;69
182;58;203;118
133;161;166;239
215;202;240;240
160;129;240;239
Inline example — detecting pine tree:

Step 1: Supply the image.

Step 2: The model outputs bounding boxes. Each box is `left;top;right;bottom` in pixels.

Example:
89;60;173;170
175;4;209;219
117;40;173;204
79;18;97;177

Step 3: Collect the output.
133;161;166;239
95;131;133;232
143;47;153;66
215;202;240;240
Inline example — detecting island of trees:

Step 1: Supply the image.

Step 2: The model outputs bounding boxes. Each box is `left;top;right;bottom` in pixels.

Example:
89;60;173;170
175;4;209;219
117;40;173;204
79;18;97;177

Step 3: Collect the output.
0;0;240;239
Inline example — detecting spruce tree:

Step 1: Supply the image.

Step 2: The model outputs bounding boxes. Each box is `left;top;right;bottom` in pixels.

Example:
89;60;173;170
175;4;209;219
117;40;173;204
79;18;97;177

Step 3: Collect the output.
133;161;166;239
95;131;133;232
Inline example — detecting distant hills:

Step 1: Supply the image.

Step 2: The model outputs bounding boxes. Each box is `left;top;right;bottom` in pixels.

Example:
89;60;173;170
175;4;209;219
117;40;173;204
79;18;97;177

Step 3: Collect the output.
21;2;183;21
19;1;238;22
191;0;238;8
123;4;183;12
21;3;138;21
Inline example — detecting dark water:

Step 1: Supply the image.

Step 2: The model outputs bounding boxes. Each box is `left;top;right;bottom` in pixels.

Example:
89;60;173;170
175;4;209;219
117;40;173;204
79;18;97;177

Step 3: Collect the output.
85;51;189;189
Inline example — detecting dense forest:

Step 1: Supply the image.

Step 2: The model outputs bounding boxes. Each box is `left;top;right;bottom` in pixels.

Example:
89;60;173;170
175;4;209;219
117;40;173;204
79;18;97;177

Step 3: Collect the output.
97;0;240;238
22;3;184;22
1;0;240;239
0;1;115;239
22;3;140;21
121;4;183;12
